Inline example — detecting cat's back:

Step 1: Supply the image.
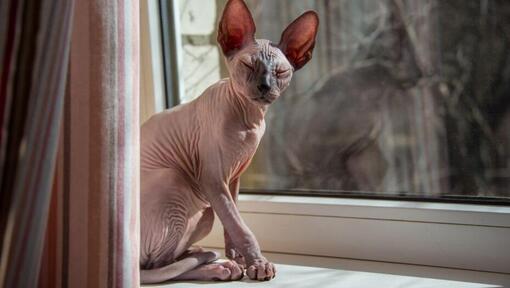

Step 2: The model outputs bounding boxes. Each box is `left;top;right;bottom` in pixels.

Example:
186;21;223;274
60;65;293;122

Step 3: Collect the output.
141;100;200;170
142;101;195;142
141;79;228;141
141;80;230;170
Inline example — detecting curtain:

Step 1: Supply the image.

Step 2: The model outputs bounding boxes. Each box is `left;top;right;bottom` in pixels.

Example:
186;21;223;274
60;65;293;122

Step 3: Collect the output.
0;0;140;287
0;0;74;287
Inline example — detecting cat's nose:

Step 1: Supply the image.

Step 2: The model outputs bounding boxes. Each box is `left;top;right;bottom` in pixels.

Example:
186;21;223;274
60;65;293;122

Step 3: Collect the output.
257;83;270;94
257;75;271;94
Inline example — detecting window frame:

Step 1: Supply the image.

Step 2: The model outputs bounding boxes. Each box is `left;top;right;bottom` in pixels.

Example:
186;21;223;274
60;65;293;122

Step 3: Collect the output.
241;188;510;206
141;0;167;121
159;0;184;108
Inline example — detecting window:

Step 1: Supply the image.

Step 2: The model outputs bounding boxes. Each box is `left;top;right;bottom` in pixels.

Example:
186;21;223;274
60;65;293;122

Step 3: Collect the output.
151;1;510;276
162;0;510;204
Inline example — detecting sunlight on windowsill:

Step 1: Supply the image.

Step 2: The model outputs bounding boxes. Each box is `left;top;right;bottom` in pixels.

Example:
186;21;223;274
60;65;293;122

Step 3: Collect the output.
144;262;500;288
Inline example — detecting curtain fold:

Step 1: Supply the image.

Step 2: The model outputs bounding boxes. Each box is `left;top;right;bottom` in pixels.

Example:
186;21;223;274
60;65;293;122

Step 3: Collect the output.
40;0;141;287
0;0;74;287
1;0;140;287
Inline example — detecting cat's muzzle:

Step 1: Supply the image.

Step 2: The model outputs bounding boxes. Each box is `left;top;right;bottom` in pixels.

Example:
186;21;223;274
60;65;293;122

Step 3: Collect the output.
252;92;277;104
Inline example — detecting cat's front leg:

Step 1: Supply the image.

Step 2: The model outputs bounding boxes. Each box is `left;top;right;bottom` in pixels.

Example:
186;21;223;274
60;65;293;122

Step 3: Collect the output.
224;216;246;268
201;176;275;281
225;230;246;267
224;178;246;267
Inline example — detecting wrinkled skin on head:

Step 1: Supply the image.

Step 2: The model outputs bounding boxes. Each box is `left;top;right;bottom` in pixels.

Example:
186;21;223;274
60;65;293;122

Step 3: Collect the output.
217;0;319;105
227;40;293;105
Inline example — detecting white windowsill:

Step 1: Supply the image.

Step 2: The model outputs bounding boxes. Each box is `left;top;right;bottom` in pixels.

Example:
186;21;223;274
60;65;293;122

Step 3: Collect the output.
197;194;510;274
144;196;510;287
146;251;510;287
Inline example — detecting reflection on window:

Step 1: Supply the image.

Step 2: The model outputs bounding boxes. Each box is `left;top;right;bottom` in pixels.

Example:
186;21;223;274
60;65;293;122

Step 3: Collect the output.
176;0;510;201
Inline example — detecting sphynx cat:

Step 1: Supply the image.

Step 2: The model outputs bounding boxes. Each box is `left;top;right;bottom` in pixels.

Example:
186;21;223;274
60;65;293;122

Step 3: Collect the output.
140;0;318;283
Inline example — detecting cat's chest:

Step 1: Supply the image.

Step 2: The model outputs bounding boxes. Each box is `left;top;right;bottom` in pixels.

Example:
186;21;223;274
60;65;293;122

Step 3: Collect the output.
231;126;264;156
221;121;262;162
227;126;264;179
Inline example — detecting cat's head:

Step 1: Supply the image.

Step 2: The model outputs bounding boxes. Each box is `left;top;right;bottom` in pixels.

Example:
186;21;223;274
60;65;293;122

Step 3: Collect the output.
218;0;319;105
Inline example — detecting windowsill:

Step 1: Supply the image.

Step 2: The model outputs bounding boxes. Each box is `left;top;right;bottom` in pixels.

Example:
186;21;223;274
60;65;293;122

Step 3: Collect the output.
144;196;510;287
144;251;510;287
197;194;510;274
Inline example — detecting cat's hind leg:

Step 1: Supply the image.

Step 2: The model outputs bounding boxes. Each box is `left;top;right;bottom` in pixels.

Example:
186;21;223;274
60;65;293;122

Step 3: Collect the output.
174;260;244;281
140;250;219;284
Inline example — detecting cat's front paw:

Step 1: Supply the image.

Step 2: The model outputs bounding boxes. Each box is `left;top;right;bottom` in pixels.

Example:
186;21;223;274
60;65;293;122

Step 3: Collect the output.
225;247;246;268
246;258;276;281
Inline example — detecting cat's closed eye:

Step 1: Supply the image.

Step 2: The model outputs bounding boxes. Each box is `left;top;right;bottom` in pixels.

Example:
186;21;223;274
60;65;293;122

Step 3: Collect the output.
275;69;290;78
241;60;254;71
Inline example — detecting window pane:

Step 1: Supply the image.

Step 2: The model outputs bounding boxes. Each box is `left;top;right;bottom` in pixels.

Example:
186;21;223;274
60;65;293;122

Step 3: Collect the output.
177;0;510;201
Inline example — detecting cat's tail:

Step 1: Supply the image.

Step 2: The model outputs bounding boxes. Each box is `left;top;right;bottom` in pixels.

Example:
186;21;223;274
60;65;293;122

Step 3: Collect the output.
140;251;219;284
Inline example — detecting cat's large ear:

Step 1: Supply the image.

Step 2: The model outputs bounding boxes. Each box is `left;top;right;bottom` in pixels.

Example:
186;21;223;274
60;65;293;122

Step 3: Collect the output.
217;0;256;57
278;11;319;70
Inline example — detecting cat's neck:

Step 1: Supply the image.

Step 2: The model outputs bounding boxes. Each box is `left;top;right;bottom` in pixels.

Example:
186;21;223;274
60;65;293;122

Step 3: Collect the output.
225;79;267;130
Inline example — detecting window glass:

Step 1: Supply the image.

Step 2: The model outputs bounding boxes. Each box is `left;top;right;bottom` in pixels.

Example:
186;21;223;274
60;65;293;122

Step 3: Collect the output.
176;0;510;202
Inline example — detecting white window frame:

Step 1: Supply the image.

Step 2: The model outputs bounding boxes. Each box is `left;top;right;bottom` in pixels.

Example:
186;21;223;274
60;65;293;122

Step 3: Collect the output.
150;0;510;276
140;0;167;124
197;195;510;274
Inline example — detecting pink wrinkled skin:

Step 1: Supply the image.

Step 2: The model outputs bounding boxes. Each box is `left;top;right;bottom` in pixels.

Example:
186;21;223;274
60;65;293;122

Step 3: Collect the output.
140;0;318;283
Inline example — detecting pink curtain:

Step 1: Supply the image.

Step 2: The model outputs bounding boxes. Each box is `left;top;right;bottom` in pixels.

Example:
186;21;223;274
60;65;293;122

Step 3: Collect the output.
1;0;140;287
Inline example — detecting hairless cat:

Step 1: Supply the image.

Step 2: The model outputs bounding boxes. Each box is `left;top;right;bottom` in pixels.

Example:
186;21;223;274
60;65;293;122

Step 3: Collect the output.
140;0;318;283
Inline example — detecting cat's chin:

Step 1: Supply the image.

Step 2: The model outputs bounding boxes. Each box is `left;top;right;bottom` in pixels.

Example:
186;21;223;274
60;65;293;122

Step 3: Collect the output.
251;98;272;105
250;95;277;105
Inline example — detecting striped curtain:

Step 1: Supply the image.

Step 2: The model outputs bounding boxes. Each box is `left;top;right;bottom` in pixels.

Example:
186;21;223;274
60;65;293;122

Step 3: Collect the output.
0;0;74;287
0;0;140;287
